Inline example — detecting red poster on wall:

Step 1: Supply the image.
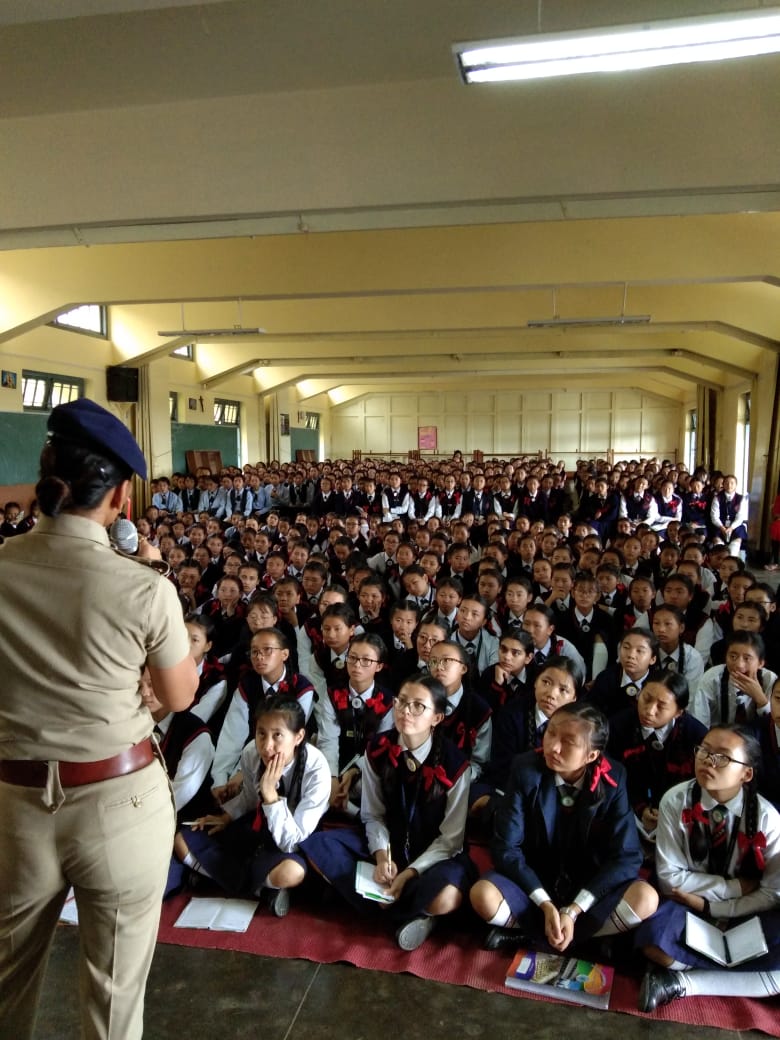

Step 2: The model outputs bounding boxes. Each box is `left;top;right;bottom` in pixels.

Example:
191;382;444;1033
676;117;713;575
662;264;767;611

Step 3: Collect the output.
418;426;437;451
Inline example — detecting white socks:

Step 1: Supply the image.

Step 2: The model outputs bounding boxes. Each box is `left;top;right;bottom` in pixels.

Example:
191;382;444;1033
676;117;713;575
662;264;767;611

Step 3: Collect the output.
487;899;513;928
595;898;643;936
680;970;780;999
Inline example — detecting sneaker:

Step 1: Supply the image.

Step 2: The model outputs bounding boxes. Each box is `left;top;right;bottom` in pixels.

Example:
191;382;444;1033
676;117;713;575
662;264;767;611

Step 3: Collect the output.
396;915;434;951
267;887;290;918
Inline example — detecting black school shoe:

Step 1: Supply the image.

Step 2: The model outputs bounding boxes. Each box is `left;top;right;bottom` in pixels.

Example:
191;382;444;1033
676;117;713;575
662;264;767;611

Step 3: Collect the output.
483;927;528;952
396;915;435;951
638;967;686;1012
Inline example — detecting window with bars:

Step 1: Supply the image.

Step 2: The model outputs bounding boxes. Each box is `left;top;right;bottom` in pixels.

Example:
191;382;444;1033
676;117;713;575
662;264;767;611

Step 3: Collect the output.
169;391;179;422
22;370;84;412
51;304;107;338
171;343;194;360
214;398;240;425
297;410;321;431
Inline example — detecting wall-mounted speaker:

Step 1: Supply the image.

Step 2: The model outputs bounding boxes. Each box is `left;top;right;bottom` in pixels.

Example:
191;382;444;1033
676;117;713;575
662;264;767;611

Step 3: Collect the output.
106;365;139;402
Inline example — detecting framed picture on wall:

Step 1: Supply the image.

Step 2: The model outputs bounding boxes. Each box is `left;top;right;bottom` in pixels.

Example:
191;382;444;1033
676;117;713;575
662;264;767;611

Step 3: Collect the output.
1;370;17;389
188;397;197;410
418;425;437;451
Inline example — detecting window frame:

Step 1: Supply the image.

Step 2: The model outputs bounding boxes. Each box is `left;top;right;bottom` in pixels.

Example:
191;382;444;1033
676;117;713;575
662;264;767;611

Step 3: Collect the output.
21;369;85;412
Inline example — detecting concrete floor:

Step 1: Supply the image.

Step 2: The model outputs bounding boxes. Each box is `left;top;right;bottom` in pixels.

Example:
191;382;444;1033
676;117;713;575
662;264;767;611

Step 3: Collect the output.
33;924;769;1040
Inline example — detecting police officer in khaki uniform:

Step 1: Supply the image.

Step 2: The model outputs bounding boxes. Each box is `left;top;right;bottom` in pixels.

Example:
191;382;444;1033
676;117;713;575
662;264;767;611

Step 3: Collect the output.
0;399;198;1040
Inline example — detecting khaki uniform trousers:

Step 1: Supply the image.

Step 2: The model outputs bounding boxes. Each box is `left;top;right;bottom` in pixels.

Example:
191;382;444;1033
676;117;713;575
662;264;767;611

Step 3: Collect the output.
0;759;174;1040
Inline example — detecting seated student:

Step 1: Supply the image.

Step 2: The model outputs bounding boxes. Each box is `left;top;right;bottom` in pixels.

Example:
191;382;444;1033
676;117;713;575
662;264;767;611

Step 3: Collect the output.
356;574;393;647
237;561;262;604
449;594;500;673
140;667;214;826
299;560;327;609
175;560;210;614
418;549;442;588
410;619;450;678
709;601;767;667
471;701;658;952
421;575;462;636
198;575;247;660
478;631;535;713
497;574;533;636
387;541;417;601
386;601;422;686
556;571;612;683
660;573;707;647
636;725;780;1012
182;613;228;727
318;634;395;814
303;674;473;951
476;568;503;637
182;697;330;916
596;562;628;619
507;533;537;580
745;584;780;677
707;551;743;607
521;603;587;683
587;628;659;720
607;671;706;849
675;559;713;621
531;557;553;602
489;656;583;798
308;601;359;710
757;676;780;813
690;632;778;729
696;569;756;663
620;535;648;584
427;641;492;803
543;562;575;618
227;593;300;691
709;474;749;557
623;575;656;632
259;550;288;589
401;564;435;612
212;628;315;799
652;605;705;685
443;543;475;595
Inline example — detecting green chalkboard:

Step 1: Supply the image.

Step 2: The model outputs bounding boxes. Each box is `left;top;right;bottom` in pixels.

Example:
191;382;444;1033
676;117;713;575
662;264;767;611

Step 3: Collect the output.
171;422;239;473
290;428;319;460
0;412;49;483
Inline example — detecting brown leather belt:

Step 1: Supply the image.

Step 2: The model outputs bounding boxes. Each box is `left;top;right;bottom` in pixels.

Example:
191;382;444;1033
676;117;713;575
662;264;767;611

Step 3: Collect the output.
0;738;155;788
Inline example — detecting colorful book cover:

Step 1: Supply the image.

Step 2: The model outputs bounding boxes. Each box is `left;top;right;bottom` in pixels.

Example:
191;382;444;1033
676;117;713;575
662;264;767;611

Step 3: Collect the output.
505;949;614;1009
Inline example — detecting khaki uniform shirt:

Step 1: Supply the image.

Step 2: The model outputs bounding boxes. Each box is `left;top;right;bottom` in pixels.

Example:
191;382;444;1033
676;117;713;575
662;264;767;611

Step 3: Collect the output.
0;513;189;761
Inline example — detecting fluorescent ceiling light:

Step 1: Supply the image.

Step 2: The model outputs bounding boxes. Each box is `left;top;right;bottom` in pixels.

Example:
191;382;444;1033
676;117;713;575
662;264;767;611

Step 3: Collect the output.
527;316;651;328
157;328;266;337
455;9;780;83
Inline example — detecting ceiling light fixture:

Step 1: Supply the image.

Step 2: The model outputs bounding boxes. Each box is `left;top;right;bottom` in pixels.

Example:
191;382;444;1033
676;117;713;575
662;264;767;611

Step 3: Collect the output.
157;299;266;338
158;327;266;337
454;8;780;83
527;315;651;328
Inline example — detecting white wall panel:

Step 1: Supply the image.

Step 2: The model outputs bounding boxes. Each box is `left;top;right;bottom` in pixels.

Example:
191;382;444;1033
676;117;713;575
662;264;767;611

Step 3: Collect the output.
390;415;417;451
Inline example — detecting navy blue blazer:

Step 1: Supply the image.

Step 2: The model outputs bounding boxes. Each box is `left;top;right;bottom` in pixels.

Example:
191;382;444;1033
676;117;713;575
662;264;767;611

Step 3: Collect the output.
492;750;642;903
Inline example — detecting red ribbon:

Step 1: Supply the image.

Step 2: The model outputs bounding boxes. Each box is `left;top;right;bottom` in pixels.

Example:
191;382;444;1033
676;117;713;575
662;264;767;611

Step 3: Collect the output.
738;831;767;871
456;721;477;750
422;764;453;792
332;689;349;711
365;694;389;715
589;756;617;792
622;744;646;761
368;735;402;767
682;802;708;826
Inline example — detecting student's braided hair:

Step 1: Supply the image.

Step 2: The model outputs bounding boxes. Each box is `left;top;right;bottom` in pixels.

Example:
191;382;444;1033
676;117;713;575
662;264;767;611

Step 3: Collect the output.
687;725;763;877
549;702;613;806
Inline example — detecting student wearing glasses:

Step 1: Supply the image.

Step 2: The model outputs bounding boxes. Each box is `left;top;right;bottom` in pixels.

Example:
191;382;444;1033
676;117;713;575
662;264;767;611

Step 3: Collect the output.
636;726;780;1011
428;641;493;809
303;674;474;951
316;634;396;814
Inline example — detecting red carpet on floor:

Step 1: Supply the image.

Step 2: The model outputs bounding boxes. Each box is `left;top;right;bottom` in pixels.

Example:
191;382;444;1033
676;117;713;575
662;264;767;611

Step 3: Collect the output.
157;892;780;1034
